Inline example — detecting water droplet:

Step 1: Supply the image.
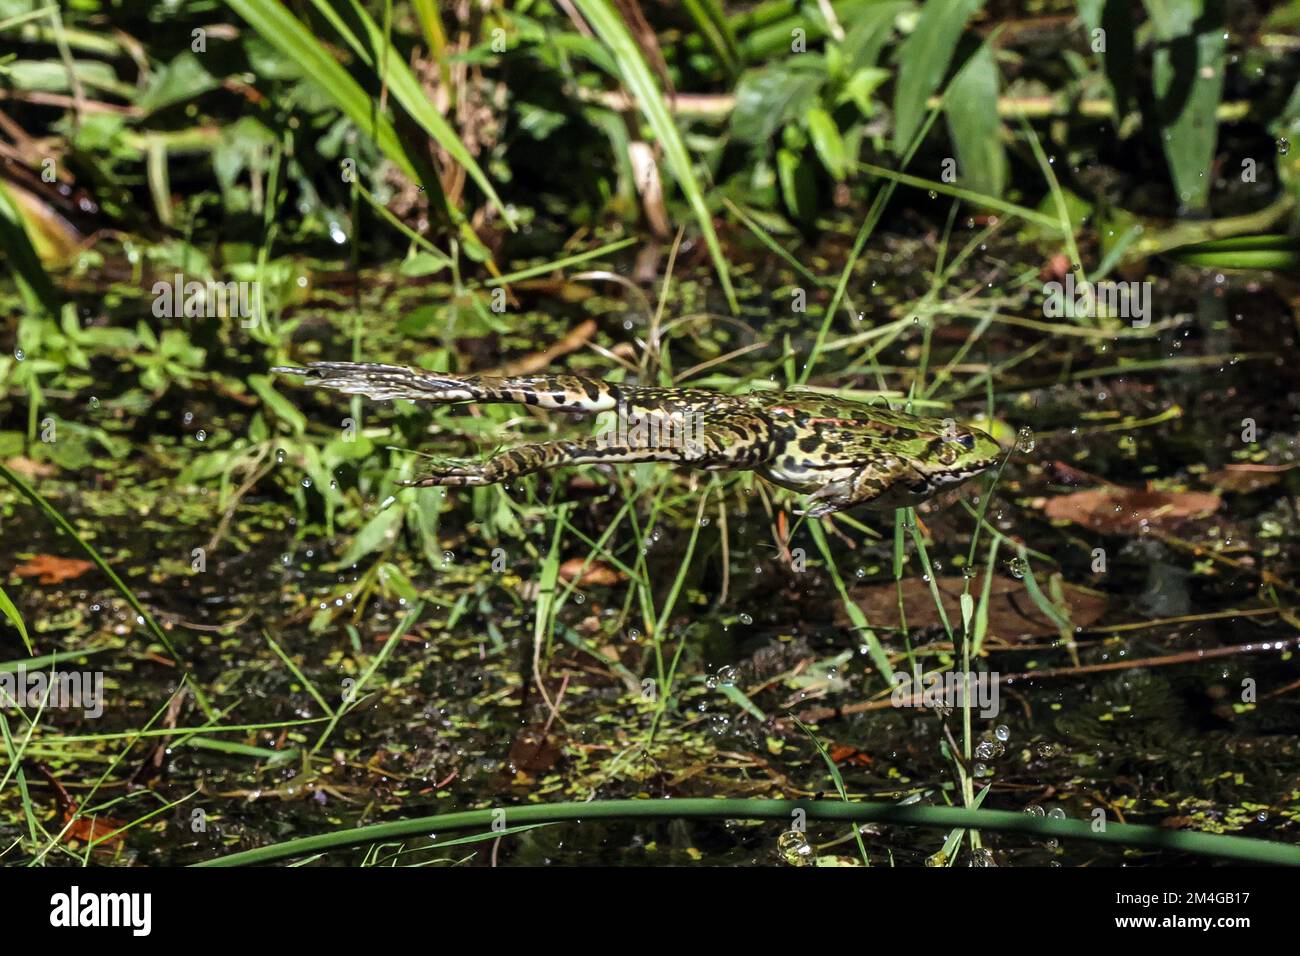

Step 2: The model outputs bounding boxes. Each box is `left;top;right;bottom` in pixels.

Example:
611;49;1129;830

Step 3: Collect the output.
1015;426;1035;453
1278;138;1290;156
995;724;1010;742
195;429;207;442
738;613;752;625
717;665;738;687
275;448;286;464
1025;805;1046;817
88;396;100;409
301;477;312;488
968;847;996;867
1048;807;1067;820
1007;557;1028;580
709;713;730;735
777;830;812;866
13;348;24;362
927;189;938;199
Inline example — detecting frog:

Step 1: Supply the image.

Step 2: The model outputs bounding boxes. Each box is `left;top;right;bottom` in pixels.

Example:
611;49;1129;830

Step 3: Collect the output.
274;362;1003;517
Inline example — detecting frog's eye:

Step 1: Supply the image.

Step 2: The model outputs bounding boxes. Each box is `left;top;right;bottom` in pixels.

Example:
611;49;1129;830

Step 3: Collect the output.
956;433;976;450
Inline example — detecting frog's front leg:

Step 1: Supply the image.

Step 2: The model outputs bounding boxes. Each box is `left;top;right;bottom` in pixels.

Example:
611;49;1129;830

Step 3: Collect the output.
404;438;698;487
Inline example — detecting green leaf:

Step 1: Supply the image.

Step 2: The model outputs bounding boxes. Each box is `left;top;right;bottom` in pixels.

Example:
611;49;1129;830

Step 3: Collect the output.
1143;0;1227;211
731;65;824;145
1077;0;1137;122
944;42;1006;197
806;107;848;180
248;374;307;435
0;584;32;656
0;178;60;316
777;147;818;224
573;0;738;312
892;0;985;153
137;51;219;113
336;503;405;568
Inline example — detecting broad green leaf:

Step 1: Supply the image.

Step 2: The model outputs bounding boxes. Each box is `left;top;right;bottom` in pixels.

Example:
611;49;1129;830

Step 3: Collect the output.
777;147;818;224
1077;0;1137;123
892;0;985;153
336;503;405;568
137;51;219;113
806;107;848;180
248;374;307;435
731;65;824;145
1143;0;1227;210
944;42;1006;197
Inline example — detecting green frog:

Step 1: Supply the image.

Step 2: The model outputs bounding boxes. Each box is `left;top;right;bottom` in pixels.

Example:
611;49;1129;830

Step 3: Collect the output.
275;362;1002;517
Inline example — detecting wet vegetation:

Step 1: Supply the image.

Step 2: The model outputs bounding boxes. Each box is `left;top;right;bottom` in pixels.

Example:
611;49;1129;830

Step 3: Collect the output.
2;0;1300;867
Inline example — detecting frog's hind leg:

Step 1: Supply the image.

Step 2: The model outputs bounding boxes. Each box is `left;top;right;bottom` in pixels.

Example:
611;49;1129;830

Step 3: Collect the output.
404;438;688;487
274;362;621;413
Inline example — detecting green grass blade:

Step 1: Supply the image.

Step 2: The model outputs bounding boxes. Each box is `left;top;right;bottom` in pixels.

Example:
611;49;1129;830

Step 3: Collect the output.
573;0;739;313
0;178;61;317
0;585;31;655
319;0;515;229
194;797;1300;867
224;0;438;198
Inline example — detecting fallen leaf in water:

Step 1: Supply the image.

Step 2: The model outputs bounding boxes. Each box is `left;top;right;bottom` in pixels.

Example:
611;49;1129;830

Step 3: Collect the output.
64;812;127;850
1043;486;1219;533
836;574;1107;641
829;744;873;767
1203;463;1295;494
509;728;563;773
4;456;57;478
13;554;95;585
559;558;624;587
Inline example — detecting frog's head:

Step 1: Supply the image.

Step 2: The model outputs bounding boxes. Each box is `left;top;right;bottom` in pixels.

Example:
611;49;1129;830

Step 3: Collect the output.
906;419;1003;494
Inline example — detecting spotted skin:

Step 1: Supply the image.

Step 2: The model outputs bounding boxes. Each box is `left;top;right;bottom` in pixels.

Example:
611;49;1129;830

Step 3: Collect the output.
274;363;1003;516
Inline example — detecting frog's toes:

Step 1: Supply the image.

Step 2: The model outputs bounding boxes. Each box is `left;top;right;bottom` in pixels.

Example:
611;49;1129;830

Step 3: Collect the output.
402;464;492;487
796;482;852;517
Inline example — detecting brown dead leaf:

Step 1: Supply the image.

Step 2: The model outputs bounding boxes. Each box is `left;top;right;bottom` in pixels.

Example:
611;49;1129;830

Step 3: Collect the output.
64;812;127;850
492;318;597;377
13;554;95;585
508;728;563;773
4;456;57;478
1203;463;1295;494
1043;486;1219;534
836;574;1108;642
559;558;624;587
